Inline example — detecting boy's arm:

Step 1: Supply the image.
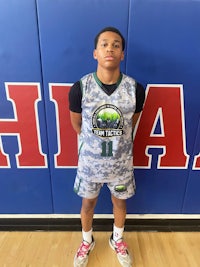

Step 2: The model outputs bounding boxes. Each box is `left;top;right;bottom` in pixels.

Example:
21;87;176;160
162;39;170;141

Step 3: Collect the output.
70;111;82;134
132;112;141;129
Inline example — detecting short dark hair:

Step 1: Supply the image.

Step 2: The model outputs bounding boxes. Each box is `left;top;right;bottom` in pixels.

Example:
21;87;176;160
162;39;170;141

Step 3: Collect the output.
94;26;125;51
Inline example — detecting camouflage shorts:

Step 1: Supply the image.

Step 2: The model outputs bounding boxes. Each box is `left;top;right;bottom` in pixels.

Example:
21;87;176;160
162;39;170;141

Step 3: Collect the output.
74;176;136;200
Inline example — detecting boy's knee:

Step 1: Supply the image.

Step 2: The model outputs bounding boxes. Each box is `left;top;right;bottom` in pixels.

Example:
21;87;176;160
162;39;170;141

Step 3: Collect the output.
82;198;97;212
112;196;126;209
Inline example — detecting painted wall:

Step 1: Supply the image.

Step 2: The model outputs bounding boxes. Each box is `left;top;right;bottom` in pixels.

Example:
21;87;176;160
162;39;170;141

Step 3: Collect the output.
0;0;199;214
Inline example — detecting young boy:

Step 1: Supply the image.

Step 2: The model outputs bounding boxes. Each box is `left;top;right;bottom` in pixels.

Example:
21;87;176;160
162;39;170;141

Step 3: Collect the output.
69;26;145;267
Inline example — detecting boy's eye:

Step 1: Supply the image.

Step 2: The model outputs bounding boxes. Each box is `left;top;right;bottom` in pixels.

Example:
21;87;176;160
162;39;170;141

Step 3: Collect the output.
100;42;121;48
101;43;107;47
114;43;120;48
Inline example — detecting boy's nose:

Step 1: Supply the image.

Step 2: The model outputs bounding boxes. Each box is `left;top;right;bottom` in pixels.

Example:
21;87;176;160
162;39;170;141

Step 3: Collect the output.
107;44;113;52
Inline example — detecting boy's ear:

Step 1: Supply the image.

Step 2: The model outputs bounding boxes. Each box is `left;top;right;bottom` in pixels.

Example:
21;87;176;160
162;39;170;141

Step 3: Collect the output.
93;49;97;59
121;51;125;61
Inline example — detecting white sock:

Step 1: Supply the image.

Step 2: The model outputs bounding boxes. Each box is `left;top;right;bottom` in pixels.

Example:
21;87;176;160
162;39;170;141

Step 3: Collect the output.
113;224;124;242
82;229;93;244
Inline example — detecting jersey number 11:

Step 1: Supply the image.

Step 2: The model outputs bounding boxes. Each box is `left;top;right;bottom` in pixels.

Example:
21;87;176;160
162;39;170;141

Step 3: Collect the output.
101;141;113;157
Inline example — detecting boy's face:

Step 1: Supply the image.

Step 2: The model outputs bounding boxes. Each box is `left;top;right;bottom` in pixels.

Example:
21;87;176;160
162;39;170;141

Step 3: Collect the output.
93;31;124;70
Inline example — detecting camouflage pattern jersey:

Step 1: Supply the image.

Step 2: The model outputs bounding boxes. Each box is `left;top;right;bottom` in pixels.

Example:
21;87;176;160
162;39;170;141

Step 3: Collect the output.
76;72;137;183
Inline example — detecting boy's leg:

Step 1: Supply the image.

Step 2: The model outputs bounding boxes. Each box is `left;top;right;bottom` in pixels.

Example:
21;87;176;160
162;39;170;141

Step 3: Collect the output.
108;178;135;232
110;196;132;266
81;197;98;238
111;195;126;228
111;196;126;242
107;180;135;267
73;179;102;267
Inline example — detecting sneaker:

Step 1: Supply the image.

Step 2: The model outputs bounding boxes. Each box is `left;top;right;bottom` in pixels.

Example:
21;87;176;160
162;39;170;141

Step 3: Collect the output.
109;234;132;267
73;236;95;267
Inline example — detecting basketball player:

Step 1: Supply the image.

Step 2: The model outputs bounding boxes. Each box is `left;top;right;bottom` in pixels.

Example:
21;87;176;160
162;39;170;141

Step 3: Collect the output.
69;26;145;267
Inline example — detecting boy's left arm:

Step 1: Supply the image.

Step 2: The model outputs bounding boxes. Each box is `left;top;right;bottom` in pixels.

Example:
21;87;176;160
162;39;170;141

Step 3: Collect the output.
132;112;141;129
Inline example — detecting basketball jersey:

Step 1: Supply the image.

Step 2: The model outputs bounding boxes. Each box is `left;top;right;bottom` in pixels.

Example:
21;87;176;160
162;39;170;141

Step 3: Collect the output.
76;72;137;183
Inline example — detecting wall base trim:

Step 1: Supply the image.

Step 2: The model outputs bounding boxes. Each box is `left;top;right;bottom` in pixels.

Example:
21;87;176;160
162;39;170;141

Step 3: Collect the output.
0;217;200;231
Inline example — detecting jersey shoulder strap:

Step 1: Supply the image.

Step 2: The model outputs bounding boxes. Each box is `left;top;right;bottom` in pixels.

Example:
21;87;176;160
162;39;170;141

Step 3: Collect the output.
80;73;94;96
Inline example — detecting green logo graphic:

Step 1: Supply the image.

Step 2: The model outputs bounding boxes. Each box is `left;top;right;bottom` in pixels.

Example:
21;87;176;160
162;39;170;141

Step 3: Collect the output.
92;104;124;137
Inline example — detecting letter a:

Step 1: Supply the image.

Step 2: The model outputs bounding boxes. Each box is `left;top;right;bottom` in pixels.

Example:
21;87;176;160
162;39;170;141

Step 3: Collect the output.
134;85;189;169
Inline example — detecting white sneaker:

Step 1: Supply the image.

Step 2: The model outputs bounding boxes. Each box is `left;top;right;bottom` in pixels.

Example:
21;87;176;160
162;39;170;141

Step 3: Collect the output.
73;236;95;267
109;234;132;267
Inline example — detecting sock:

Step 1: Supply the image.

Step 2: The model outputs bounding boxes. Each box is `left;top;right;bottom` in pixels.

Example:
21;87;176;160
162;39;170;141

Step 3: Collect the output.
113;224;124;242
82;228;93;244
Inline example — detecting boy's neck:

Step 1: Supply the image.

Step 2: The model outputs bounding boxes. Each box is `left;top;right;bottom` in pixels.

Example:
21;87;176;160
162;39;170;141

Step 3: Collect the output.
96;68;121;85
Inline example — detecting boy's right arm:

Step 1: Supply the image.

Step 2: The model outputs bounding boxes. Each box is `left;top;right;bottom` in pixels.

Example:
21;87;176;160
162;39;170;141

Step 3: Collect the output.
70;111;82;134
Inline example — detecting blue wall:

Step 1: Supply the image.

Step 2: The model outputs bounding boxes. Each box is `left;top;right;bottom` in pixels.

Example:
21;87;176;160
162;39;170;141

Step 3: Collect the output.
0;0;199;214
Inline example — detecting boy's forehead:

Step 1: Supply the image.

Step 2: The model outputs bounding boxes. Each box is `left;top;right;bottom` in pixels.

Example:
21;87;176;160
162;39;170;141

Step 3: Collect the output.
98;31;122;42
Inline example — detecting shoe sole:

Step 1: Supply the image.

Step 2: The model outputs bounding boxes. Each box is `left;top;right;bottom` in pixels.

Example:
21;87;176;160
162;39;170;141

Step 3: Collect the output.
109;238;115;251
90;241;95;252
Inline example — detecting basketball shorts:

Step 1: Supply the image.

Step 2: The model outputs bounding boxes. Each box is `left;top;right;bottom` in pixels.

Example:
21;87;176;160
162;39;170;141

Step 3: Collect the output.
73;176;136;200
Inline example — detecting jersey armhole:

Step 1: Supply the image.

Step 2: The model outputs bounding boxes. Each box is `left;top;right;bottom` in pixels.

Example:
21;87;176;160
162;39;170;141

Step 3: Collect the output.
80;79;84;95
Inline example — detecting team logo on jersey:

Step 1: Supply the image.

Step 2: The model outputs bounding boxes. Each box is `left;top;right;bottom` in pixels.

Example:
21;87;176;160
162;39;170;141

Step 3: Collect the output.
92;104;124;137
